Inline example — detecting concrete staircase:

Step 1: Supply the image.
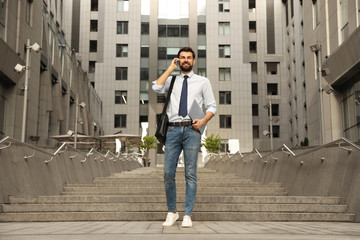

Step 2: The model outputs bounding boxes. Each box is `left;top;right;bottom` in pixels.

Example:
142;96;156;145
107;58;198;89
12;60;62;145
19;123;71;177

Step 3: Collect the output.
0;167;356;222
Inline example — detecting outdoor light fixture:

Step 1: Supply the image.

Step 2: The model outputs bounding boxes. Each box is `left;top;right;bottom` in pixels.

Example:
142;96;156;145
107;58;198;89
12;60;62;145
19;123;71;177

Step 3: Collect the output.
14;39;41;142
79;102;86;108
310;40;325;144
310;41;321;52
263;99;274;150
14;64;26;73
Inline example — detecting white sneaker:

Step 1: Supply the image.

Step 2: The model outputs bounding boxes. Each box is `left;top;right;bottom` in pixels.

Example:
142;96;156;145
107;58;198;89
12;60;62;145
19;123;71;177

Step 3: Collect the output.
181;215;192;228
162;212;179;227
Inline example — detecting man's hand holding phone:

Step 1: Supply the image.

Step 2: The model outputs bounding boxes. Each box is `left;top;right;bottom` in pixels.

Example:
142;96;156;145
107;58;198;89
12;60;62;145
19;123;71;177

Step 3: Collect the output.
170;58;179;71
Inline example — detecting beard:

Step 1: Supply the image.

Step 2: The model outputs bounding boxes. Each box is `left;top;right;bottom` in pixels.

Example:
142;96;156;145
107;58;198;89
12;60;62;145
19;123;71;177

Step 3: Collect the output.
180;63;193;72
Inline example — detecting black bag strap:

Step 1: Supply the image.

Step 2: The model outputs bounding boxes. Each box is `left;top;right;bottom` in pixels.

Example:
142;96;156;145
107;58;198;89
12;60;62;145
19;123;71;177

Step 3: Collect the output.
161;76;176;114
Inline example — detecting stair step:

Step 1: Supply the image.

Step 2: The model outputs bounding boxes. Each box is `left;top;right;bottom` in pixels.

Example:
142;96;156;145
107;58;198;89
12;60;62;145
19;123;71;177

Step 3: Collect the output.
1;203;348;213
62;186;286;193
9;195;341;204
0;212;355;222
0;167;354;223
83;182;282;187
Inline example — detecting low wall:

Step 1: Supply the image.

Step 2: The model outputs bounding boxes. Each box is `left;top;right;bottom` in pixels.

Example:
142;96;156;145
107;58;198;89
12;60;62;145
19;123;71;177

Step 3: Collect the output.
205;144;360;222
0;143;141;203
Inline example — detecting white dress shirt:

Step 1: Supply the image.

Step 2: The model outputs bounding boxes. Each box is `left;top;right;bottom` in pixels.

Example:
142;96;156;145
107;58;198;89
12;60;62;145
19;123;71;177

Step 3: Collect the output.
152;71;217;122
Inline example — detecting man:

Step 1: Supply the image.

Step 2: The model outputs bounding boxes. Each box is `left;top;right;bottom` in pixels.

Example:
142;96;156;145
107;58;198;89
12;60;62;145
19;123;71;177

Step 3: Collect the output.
152;47;216;228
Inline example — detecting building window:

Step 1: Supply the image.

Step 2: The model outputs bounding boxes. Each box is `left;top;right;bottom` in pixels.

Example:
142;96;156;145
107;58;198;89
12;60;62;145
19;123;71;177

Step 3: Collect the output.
116;67;128;80
219;0;230;12
340;0;349;42
219;68;231;81
252;83;258;95
141;45;149;58
117;21;128;34
251;62;257;74
91;0;98;11
273;126;280;138
140;68;149;80
198;23;206;35
168;25;180;37
115;90;127;104
220;141;230;153
90;20;98;32
198;68;206;77
313;0;320;28
271;104;279;116
158;25;166;37
114;114;126;128
89;61;96;73
252;104;258;116
140;115;148;124
89;40;97;52
267;83;278;95
220;115;232;128
158;25;189;37
198;46;206;58
117;0;129;11
219;22;230;35
116;44;128;57
181;25;189;37
25;0;33;26
140;92;149;104
266;62;279;75
249;0;256;9
219;45;231;58
249;41;257;53
0;0;6;38
158;47;181;60
249;21;256;33
141;23;149;34
253;125;259;138
219;91;231;104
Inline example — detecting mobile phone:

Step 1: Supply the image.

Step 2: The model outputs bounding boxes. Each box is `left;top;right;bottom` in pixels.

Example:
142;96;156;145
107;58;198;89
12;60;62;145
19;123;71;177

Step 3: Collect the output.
176;60;179;66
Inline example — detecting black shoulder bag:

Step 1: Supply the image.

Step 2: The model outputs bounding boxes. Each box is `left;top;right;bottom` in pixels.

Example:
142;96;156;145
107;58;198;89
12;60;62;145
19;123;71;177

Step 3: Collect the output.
155;76;176;145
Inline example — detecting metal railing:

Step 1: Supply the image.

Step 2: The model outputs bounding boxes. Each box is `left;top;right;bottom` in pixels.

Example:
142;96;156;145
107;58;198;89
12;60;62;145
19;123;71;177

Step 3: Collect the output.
0;136;133;164
205;137;360;165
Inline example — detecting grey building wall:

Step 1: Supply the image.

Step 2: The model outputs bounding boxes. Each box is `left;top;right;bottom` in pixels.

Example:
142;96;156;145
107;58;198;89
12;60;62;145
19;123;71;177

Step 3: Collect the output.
0;0;103;145
303;0;360;145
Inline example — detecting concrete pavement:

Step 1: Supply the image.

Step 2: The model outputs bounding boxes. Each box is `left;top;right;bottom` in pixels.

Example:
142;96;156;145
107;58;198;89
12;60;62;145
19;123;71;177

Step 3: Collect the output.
0;221;360;240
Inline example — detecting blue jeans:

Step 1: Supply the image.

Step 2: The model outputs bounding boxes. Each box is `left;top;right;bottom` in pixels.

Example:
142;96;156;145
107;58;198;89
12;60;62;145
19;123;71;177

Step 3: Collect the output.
164;125;201;216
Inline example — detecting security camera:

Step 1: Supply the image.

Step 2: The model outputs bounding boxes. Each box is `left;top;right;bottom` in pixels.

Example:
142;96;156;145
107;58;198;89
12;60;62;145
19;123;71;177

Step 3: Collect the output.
14;64;25;73
263;130;271;136
31;43;41;52
79;102;86;108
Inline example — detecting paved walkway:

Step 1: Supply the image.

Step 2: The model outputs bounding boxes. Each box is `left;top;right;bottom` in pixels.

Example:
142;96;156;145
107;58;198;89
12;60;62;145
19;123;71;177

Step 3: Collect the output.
0;221;360;240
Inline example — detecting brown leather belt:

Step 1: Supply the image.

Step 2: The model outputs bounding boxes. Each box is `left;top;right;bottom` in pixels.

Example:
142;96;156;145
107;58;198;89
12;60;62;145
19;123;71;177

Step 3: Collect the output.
168;121;192;127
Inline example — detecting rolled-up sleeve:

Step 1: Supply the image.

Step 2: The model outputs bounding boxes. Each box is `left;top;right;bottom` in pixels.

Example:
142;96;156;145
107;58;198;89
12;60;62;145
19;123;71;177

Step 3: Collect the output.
152;77;170;94
203;80;217;115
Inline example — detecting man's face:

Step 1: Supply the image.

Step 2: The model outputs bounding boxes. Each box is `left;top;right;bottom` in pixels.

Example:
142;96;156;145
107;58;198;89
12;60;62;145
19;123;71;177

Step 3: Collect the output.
179;51;195;72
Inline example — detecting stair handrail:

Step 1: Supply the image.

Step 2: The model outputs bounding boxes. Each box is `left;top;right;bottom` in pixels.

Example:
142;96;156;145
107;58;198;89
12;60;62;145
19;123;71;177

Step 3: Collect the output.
281;144;296;156
254;148;262;158
0;136;55;163
241;151;255;163
295;137;360;158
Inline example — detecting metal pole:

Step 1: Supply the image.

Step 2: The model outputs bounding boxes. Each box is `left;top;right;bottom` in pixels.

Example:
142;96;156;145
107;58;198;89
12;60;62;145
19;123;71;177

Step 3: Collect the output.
74;94;78;149
269;99;273;151
317;45;325;145
21;39;31;142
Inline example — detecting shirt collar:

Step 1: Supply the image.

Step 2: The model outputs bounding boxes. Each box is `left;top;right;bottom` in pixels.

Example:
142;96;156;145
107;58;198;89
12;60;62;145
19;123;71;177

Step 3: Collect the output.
180;71;194;79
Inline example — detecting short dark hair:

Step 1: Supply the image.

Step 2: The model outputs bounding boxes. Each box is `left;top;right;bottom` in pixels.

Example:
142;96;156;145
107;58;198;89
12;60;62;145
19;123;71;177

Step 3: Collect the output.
178;47;196;59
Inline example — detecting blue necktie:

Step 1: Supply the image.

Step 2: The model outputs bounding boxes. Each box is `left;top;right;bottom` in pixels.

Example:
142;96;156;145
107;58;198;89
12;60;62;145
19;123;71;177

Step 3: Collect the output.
178;75;189;117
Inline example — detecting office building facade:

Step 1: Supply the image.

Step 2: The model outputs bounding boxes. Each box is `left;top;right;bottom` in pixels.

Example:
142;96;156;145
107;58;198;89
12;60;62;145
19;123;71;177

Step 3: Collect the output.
0;0;103;145
77;0;292;161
